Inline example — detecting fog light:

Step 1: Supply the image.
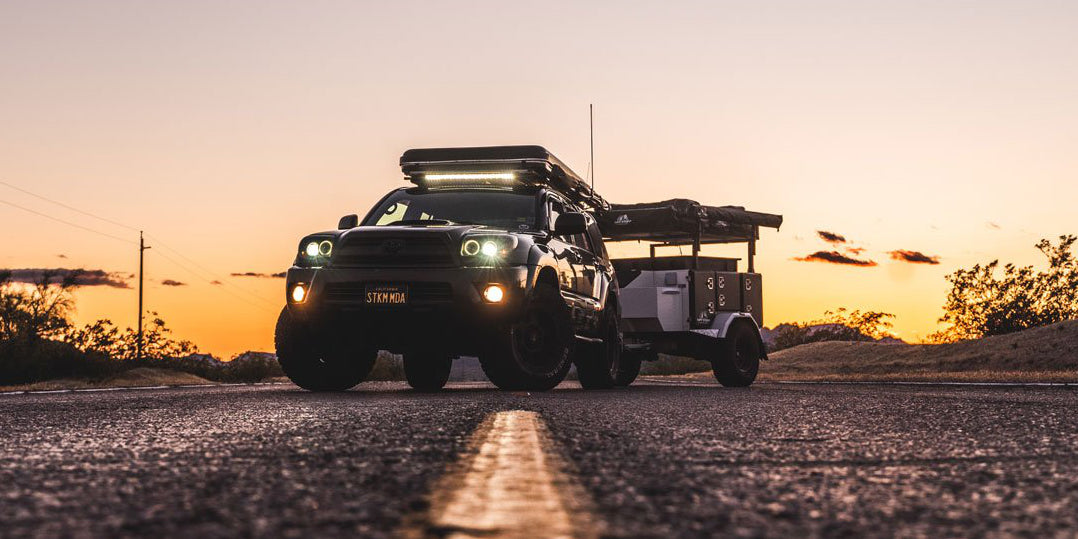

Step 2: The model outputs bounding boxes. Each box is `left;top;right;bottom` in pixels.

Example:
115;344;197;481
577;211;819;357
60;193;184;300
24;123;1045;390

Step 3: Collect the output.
291;284;307;303
481;241;498;257
482;284;504;303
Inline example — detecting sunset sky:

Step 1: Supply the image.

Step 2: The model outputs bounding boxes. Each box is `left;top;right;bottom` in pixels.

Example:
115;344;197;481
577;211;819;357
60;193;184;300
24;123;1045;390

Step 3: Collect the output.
2;1;1076;358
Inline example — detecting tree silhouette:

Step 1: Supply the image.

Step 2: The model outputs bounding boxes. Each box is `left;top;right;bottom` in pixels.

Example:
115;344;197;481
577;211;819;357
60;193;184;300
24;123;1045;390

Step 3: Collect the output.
933;235;1078;341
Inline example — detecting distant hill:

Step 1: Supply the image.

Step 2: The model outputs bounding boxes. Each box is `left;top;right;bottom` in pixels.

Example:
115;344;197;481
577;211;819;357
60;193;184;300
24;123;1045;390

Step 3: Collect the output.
756;320;1078;382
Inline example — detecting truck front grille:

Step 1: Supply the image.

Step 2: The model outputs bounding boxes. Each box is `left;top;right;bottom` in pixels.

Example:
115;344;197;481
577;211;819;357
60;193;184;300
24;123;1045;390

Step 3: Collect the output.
333;236;455;268
322;282;454;305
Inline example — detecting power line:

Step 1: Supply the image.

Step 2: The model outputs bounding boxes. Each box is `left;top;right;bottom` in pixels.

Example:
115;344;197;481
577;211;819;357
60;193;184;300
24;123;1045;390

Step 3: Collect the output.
150;249;278;313
144;233;280;308
0;180;140;232
0;180;281;310
0;198;137;245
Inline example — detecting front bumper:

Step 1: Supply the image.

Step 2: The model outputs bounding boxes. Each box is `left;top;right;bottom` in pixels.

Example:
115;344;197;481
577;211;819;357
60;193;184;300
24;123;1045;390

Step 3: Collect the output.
283;264;532;354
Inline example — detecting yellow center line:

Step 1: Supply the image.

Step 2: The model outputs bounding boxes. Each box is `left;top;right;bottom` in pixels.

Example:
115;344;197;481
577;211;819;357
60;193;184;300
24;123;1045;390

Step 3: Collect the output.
416;410;599;539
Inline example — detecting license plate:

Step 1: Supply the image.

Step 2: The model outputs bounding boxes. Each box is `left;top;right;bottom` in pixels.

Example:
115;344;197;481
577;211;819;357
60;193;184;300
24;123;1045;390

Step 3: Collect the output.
365;284;408;305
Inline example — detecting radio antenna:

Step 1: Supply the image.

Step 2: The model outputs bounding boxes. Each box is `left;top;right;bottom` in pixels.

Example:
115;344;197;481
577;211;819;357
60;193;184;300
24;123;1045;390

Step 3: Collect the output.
589;103;595;190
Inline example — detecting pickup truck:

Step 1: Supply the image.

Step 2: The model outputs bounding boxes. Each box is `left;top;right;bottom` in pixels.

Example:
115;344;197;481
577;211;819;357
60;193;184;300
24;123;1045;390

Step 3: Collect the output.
275;145;782;392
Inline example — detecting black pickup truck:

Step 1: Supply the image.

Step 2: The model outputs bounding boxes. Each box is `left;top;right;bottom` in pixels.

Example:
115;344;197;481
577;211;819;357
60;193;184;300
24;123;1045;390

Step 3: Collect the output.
275;145;782;392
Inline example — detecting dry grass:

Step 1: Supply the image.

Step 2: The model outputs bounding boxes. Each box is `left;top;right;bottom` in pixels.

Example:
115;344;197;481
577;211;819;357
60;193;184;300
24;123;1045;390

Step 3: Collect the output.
679;320;1078;383
0;367;214;392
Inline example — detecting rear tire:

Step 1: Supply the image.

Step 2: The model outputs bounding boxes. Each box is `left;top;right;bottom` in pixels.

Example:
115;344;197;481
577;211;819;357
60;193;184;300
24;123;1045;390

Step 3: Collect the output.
575;299;623;390
614;350;645;387
404;352;452;392
711;321;761;387
479;284;572;391
275;307;376;391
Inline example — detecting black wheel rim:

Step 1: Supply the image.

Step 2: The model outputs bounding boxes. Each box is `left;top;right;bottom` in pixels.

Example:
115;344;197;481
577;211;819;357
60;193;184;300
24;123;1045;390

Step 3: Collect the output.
733;333;758;374
512;310;564;374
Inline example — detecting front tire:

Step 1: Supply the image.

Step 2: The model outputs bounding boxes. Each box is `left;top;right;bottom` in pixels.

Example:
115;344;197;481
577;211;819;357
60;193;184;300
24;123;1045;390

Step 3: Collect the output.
711;321;762;387
479;284;573;391
404;352;452;392
275;307;376;392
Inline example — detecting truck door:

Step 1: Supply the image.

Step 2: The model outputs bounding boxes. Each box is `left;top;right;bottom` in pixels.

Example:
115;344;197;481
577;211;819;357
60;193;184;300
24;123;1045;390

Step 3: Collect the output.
546;198;578;295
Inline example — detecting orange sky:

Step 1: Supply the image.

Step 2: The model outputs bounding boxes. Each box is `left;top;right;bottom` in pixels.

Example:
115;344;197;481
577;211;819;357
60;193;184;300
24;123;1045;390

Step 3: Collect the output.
2;1;1076;357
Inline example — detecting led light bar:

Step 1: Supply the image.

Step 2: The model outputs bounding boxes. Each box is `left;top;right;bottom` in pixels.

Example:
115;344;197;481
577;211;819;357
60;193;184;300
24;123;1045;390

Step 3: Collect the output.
423;172;517;182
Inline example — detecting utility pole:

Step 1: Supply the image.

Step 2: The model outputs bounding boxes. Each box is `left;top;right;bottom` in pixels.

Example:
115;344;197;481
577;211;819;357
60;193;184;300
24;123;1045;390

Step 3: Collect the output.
137;231;150;361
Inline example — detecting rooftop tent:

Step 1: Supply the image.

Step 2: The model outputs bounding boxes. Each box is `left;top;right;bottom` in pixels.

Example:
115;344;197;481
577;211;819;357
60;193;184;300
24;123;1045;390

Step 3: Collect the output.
399;145;609;211
596;199;783;244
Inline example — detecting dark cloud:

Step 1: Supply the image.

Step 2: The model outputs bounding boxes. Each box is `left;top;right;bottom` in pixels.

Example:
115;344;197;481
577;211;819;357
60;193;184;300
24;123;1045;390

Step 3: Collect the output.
794;251;877;267
57;254;68;259
845;247;866;255
816;230;847;244
231;272;286;279
210;280;223;285
0;268;130;288
889;250;941;265
160;279;186;286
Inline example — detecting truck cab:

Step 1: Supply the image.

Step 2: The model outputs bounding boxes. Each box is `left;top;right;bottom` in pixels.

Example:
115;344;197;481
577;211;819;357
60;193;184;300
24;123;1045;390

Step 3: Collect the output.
275;146;627;392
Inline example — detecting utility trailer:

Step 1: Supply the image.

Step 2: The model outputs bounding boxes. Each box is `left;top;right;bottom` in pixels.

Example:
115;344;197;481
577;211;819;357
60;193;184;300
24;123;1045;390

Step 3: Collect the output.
595;199;783;386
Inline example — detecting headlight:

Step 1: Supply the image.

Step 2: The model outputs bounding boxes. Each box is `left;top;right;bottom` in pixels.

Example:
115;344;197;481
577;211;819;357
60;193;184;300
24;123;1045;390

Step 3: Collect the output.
460;236;517;261
298;237;334;267
462;239;481;257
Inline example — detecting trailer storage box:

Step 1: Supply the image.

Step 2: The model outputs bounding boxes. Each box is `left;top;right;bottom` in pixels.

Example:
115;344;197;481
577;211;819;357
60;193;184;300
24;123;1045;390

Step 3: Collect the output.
740;273;763;326
689;270;716;327
715;272;741;312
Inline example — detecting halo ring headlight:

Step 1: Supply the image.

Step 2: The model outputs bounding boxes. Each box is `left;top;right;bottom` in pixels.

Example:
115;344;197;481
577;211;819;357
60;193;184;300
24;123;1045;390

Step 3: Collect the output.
318;240;333;256
462;239;481;257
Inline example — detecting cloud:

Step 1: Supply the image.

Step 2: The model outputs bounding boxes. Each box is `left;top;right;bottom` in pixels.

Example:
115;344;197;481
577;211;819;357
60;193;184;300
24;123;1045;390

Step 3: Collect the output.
794;251;877;267
231;272;286;279
987;222;1001;230
889;250;940;265
845;247;865;255
0;268;130;288
816;230;847;244
210;280;223;285
160;279;187;286
57;254;68;259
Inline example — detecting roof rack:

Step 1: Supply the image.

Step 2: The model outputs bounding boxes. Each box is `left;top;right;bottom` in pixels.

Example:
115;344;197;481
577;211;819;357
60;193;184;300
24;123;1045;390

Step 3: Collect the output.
595;198;783;272
400;145;609;211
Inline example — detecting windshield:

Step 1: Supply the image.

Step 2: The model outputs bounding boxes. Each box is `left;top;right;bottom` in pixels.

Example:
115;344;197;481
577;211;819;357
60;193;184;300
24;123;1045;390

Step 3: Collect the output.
362;189;540;231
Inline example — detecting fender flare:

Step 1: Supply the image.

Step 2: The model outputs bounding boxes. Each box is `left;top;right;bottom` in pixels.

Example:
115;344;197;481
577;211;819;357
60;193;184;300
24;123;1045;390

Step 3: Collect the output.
691;312;768;360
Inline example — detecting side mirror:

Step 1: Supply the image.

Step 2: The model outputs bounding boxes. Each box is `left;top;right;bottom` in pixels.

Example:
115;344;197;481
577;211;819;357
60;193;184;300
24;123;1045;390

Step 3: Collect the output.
338;214;358;230
554;212;587;236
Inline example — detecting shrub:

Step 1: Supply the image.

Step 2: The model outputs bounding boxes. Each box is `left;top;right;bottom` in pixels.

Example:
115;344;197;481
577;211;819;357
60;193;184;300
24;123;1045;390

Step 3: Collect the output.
768;308;896;352
933;235;1078;341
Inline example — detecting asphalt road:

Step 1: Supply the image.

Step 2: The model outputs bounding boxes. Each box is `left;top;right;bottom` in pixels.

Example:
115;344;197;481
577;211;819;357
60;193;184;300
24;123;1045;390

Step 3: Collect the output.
2;381;1077;538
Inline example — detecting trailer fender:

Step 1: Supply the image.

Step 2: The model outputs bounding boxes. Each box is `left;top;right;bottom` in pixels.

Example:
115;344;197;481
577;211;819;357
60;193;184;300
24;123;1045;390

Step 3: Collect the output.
691;312;768;360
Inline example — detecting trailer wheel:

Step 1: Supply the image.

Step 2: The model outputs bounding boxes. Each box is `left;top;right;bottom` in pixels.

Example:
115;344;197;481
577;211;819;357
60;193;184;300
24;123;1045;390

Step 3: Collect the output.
275;307;376;391
479;283;573;391
404;352;452;392
712;321;761;387
575;299;623;390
